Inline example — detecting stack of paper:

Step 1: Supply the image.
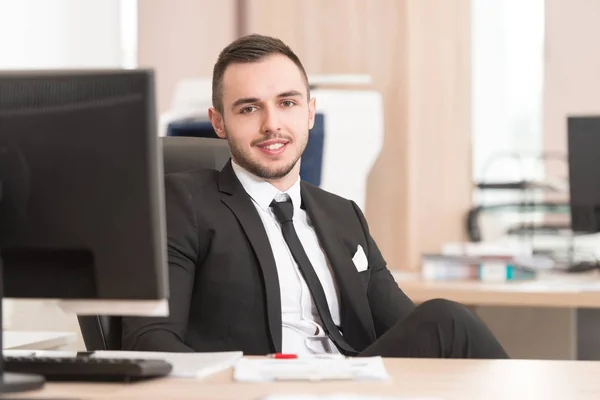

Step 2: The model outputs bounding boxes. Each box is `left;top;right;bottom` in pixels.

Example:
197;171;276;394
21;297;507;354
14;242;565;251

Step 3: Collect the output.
234;356;390;382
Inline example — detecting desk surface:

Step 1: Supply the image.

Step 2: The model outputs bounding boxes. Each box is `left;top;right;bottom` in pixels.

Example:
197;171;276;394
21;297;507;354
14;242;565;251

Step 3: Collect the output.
11;357;600;400
394;270;600;308
3;331;77;350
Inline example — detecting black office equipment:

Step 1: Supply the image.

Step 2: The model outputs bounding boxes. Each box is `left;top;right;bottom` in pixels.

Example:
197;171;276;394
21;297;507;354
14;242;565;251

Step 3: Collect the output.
0;69;172;392
568;116;600;234
3;355;172;382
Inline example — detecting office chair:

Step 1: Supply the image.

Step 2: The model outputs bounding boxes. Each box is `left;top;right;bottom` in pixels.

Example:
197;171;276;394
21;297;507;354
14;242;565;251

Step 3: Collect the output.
77;136;230;351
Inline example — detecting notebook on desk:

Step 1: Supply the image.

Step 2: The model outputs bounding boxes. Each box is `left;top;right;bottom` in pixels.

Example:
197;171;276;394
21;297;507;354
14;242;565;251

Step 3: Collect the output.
234;356;390;382
91;350;243;379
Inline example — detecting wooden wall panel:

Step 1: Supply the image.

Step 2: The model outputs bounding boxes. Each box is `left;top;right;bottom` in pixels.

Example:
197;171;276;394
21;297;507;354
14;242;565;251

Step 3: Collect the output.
137;0;238;114
405;0;472;269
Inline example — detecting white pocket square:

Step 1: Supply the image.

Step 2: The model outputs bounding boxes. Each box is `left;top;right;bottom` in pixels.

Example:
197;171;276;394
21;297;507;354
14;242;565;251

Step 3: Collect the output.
352;245;369;272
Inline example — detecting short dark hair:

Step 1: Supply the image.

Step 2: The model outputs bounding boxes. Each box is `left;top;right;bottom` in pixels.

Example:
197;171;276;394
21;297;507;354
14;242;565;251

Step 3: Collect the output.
211;34;309;114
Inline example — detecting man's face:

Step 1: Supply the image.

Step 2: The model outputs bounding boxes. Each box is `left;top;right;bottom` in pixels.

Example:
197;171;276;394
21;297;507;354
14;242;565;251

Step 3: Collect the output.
209;54;315;181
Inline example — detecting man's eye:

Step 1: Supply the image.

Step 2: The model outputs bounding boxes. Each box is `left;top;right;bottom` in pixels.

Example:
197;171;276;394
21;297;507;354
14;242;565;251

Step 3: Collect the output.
281;101;295;107
240;106;257;114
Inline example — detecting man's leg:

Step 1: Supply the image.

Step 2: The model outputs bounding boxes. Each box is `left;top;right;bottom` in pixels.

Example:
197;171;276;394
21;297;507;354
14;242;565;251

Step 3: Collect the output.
359;298;509;359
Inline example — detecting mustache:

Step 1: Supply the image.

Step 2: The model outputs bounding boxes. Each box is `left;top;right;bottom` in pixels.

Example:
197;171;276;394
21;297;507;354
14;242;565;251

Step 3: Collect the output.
251;134;293;146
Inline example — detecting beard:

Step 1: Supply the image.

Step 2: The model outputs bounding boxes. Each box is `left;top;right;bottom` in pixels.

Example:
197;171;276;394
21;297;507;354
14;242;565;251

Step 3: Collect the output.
225;128;307;181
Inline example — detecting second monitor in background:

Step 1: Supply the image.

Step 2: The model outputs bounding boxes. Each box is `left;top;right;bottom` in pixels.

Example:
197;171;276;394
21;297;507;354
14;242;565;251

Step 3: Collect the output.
568;115;600;234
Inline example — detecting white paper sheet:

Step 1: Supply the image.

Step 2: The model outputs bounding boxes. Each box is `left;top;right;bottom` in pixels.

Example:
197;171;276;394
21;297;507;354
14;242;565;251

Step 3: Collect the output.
234;356;390;382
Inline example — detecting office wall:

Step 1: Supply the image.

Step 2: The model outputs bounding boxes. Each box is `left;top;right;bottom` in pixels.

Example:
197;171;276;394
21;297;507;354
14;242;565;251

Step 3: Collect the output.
544;0;600;176
137;0;238;114
138;0;472;270
403;0;472;269
0;0;123;69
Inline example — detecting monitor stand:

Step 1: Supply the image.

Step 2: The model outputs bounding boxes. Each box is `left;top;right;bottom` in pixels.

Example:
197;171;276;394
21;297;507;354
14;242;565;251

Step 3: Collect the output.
0;254;45;394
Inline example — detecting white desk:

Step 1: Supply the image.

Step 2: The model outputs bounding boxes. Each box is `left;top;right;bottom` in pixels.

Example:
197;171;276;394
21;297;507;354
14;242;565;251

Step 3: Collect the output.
394;270;600;307
10;358;600;400
3;331;77;351
394;271;600;360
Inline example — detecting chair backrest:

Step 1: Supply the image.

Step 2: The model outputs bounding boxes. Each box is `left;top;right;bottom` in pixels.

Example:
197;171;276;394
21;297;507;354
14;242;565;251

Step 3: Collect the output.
161;136;230;174
77;136;230;351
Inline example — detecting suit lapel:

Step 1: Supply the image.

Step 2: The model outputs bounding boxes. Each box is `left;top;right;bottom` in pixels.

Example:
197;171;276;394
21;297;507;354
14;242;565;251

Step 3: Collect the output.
218;161;282;352
300;184;376;348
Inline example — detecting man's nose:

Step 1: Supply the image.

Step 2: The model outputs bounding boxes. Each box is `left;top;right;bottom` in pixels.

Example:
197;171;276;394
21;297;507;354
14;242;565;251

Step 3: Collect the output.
260;105;281;134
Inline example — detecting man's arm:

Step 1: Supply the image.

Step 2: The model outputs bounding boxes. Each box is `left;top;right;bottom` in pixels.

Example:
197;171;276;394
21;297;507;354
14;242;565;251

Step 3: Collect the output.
350;201;416;338
121;174;199;352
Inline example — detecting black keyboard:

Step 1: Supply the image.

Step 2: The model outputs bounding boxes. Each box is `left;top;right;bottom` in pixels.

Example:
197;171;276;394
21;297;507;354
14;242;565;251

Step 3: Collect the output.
3;355;173;382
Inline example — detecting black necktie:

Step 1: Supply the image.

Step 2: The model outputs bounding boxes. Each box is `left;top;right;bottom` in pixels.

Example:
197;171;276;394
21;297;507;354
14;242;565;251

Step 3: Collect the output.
270;198;357;355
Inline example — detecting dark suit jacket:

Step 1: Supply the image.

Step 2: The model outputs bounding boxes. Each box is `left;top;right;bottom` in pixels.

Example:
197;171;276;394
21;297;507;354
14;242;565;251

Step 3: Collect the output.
121;161;416;354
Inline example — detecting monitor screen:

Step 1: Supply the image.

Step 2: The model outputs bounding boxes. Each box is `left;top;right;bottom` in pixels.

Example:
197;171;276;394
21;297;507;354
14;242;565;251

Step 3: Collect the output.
0;70;168;316
567;116;600;234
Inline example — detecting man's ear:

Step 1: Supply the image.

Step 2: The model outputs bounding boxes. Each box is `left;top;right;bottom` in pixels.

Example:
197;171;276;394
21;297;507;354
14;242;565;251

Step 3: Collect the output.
308;97;316;130
208;107;226;139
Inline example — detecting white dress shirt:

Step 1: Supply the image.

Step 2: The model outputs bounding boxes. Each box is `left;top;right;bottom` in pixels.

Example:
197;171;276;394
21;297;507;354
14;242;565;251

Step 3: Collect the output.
231;161;341;354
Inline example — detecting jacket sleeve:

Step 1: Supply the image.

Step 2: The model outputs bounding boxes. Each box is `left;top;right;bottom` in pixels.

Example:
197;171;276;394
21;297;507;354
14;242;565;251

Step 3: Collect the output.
351;201;416;338
121;174;199;352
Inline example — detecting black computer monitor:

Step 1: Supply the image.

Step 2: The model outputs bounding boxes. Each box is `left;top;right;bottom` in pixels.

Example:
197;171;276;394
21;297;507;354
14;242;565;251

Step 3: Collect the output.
567;116;600;234
0;69;170;392
0;69;169;313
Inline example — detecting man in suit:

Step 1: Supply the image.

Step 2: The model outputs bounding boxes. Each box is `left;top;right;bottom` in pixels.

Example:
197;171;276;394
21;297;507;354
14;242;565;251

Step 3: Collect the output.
122;34;508;359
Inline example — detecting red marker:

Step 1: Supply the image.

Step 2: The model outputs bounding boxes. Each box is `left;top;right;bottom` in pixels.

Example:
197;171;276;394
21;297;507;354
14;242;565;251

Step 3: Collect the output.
267;353;347;360
268;353;298;359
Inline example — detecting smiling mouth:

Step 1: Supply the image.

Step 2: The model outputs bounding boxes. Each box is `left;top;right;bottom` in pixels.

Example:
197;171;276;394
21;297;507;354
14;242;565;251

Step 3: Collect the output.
261;142;285;150
256;140;289;155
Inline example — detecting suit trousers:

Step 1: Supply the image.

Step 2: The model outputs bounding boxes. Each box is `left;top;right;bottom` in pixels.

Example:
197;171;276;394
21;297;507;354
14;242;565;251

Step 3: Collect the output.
358;299;509;359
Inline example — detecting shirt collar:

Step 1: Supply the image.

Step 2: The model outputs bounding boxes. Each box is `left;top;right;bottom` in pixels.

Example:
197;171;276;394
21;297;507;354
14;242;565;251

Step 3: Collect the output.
231;159;301;213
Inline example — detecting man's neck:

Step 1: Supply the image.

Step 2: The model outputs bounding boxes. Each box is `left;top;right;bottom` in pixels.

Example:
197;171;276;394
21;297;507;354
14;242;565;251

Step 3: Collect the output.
266;174;299;192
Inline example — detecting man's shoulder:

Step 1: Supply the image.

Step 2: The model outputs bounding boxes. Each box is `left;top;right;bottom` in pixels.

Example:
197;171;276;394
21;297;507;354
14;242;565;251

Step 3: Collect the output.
301;180;355;210
301;181;370;239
